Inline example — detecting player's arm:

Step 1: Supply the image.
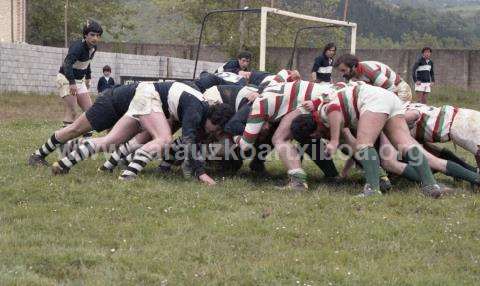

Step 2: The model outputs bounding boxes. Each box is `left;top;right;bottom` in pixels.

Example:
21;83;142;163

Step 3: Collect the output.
85;64;92;89
325;103;343;156
180;103;212;185
404;110;420;128
412;59;420;84
234;100;266;151
311;57;320;82
63;43;82;85
371;68;394;91
430;61;435;83
224;104;252;136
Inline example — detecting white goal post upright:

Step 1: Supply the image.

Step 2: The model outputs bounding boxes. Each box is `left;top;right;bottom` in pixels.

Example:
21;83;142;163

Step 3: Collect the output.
259;6;357;71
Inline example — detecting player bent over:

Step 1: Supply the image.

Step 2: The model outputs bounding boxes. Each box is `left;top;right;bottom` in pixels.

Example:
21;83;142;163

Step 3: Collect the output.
234;80;337;191
334;54;412;103
305;82;451;197
50;81;233;185
405;102;480;170
28;84;140;166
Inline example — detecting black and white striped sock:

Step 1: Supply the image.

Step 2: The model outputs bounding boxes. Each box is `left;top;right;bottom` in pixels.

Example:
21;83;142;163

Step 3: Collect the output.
34;134;62;158
103;140;142;170
60;137;85;156
56;140;97;171
120;149;153;178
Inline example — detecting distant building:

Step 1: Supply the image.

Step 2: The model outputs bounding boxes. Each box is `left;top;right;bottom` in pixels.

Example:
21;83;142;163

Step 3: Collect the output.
0;0;26;43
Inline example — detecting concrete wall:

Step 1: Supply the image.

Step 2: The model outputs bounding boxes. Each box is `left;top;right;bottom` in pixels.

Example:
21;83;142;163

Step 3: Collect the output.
93;42;479;91
279;48;480;91
0;42;222;95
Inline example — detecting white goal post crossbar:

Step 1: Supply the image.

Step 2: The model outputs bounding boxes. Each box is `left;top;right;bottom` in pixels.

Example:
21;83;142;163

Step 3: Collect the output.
259;7;357;71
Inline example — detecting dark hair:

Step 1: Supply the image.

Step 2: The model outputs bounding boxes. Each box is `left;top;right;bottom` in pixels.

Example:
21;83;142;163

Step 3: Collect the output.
422;47;432;53
206;103;235;129
291;114;317;144
103;65;111;72
333;54;359;68
323;42;337;55
83;20;103;37
237;51;252;60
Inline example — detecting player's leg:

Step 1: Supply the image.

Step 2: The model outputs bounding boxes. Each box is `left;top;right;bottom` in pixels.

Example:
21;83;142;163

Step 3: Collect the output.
51;115;139;174
271;110;307;190
423;142;477;173
28;113;93;166
62;95;78;125
384;115;452;198
100;130;150;172
378;134;421;183
354;111;387;196
120;112;173;180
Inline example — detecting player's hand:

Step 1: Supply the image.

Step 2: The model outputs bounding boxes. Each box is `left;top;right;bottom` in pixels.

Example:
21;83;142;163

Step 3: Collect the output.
199;174;216;186
430;82;434;87
69;84;77;96
415;81;421;86
85;79;91;89
302;101;315;112
246;92;259;102
325;141;338;157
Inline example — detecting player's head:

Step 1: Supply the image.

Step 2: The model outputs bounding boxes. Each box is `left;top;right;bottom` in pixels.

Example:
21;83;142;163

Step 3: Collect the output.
237;51;253;70
323;42;337;59
205;103;235;139
334;54;360;81
83;20;103;45
103;65;111;76
422;47;432;59
290;114;319;144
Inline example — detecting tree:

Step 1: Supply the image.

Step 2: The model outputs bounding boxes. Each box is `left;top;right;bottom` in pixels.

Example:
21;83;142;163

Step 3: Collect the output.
26;0;134;46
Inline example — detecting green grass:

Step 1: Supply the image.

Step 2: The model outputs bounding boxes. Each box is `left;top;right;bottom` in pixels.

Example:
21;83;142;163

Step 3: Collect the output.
1;88;480;285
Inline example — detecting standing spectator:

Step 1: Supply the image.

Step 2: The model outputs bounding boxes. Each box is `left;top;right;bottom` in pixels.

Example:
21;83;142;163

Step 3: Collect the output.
97;65;115;93
310;42;336;83
215;51;252;74
55;20;102;128
412;47;435;104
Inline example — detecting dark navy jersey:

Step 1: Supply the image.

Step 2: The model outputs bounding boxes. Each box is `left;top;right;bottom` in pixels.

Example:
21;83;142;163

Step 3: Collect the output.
216;85;258;111
312;54;333;82
248;70;272;87
59;39;97;84
215;59;241;74
153;81;208;177
214;72;248;86
412;57;435;83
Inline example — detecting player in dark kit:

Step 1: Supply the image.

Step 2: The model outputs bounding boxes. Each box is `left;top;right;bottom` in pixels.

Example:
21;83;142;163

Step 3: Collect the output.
55;20;102;128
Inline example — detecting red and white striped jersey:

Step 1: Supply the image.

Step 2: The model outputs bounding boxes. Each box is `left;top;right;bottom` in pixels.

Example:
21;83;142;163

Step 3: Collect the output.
406;103;459;143
235;80;332;149
356;61;403;92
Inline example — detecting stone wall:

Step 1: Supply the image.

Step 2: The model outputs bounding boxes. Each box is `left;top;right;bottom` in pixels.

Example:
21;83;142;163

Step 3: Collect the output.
95;42;479;91
0;42;222;95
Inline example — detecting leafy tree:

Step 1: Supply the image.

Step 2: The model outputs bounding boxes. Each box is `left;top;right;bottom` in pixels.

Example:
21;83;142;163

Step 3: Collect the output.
27;0;134;46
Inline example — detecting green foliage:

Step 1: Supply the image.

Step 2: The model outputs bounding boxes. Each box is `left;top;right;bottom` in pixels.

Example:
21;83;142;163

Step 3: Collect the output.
339;0;480;49
26;0;135;46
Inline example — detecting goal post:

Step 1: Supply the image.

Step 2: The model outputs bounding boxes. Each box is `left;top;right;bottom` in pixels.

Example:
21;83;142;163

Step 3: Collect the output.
259;6;357;71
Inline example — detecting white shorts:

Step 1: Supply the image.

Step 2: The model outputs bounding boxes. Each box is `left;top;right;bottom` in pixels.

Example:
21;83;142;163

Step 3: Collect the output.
394;81;413;103
359;86;405;119
414;82;431;93
450;108;480;155
56;73;88;98
125;82;163;119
